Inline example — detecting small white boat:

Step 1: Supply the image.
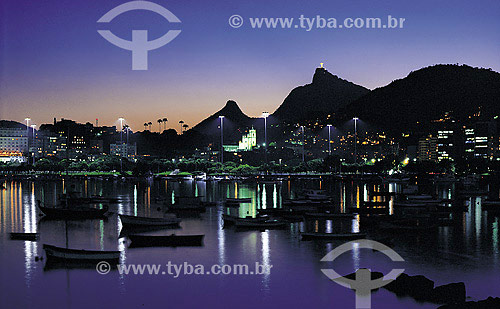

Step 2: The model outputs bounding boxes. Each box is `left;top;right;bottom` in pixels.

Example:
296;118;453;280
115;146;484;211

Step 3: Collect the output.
194;172;207;181
302;190;330;201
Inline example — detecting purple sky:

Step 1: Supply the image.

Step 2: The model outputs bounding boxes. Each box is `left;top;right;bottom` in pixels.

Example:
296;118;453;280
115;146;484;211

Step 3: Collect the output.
1;0;499;131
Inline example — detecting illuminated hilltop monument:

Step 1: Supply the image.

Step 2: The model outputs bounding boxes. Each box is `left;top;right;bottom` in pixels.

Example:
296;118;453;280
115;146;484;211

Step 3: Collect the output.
223;127;257;152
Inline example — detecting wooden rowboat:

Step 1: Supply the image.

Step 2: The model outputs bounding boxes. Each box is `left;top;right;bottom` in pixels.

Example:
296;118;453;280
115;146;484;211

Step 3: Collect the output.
234;219;287;229
43;244;120;262
38;204;109;219
128;234;204;247
226;198;252;204
304;212;356;219
223;214;268;225
119;214;181;228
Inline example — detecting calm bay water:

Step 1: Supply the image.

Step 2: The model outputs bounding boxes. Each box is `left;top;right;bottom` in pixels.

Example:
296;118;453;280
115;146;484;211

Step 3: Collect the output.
1;178;499;308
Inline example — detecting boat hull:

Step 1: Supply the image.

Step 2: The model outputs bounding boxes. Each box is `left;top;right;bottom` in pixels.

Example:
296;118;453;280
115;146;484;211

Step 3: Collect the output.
38;205;108;219
234;220;287;229
304;213;356;219
301;232;366;240
119;214;181;227
10;232;39;241
128;234;204;247
43;244;120;262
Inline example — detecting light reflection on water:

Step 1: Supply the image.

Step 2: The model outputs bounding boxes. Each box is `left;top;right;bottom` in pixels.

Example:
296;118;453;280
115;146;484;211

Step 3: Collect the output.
1;178;500;308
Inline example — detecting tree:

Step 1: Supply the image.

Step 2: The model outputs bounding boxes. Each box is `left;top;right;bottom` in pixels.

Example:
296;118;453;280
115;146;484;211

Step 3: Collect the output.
179;120;184;134
162;118;168;131
143;123;148;131
157;119;162;132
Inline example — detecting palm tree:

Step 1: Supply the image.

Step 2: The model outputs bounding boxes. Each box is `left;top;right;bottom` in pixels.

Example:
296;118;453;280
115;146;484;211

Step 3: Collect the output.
182;124;189;133
124;124;130;144
157;119;162;132
179;120;184;134
162;118;168;131
143;123;148;131
148;122;152;131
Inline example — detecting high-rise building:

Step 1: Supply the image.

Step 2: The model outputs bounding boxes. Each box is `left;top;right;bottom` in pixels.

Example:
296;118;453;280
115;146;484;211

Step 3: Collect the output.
437;130;455;161
463;121;496;160
418;135;438;162
0;128;29;153
110;143;137;159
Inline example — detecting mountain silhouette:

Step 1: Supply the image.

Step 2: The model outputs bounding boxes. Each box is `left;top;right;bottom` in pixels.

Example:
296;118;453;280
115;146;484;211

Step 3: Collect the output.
340;64;500;134
192;100;255;143
272;67;369;121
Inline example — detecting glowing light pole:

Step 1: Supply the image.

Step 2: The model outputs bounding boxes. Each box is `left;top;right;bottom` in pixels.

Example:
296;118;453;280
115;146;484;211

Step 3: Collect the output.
327;124;332;156
262;112;269;164
30;124;36;164
118;117;125;172
118;118;125;144
219;116;224;164
25;118;30;156
301;126;305;162
353;117;359;164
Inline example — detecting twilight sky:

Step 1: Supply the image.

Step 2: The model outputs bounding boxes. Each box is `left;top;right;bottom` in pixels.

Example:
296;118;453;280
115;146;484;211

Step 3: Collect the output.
1;0;499;131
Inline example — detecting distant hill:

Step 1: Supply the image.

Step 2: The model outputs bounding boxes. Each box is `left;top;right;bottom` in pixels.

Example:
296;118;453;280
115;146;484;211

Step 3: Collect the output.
192;100;256;143
340;64;500;134
0;120;26;129
272;67;369;121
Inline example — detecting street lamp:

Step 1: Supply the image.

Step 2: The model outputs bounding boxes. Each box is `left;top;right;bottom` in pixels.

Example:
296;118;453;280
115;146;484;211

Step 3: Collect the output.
118;118;125;144
353;117;359;164
118;118;125;172
25;118;31;157
301;126;305;162
219;116;224;164
30;124;36;164
327;124;332;156
124;125;130;144
262;112;269;164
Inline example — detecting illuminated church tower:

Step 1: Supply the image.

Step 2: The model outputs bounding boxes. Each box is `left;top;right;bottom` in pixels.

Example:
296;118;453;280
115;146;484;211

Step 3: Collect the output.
238;127;257;151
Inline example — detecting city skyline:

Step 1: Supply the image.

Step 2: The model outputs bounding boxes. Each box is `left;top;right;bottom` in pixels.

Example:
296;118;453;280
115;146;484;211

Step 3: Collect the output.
1;0;500;130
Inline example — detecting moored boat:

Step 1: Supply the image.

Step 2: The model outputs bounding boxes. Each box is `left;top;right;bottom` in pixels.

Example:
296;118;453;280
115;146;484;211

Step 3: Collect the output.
226;198;252;204
234;219;287;229
301;232;366;240
127;234;204;247
119;214;181;228
304;212;356;219
223;214;268;225
43;244;120;262
10;232;39;241
38;203;109;219
302;189;330;201
379;220;438;231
